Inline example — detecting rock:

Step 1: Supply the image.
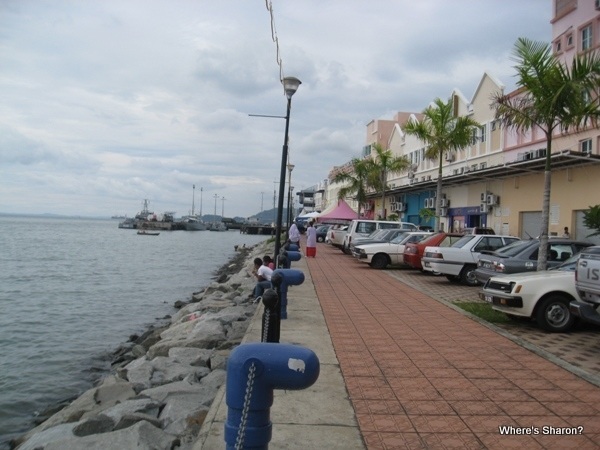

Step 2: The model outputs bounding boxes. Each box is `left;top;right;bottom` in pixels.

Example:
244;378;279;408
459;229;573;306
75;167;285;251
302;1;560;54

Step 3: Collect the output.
168;347;213;367
208;350;230;371
43;420;178;450
159;392;211;436
72;414;115;436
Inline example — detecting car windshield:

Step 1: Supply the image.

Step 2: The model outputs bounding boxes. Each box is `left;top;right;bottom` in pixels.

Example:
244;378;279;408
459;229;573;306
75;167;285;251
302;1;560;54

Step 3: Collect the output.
553;254;580;271
390;232;410;244
494;240;535;257
451;235;476;248
363;229;386;240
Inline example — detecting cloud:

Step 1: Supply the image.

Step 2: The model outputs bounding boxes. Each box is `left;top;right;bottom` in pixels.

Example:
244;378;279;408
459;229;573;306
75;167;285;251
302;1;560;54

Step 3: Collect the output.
0;0;551;217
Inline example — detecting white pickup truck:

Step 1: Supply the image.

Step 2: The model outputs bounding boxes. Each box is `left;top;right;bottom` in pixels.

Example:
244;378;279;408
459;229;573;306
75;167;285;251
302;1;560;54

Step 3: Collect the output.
422;234;519;286
571;246;600;326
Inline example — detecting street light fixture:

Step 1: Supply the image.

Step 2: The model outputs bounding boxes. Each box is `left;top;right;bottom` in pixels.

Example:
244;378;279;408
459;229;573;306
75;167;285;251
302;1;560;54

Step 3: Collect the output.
274;76;301;265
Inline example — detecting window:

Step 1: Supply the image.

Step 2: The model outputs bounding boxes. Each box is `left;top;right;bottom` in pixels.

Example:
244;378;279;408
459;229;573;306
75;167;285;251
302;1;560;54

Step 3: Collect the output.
567;34;573;47
582;25;592;51
480;162;487;170
554;40;562;53
480;124;487;143
581;138;592;154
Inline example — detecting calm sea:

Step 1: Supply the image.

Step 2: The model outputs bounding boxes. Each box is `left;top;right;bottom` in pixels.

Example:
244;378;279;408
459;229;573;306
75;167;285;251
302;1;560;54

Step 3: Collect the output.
0;215;268;448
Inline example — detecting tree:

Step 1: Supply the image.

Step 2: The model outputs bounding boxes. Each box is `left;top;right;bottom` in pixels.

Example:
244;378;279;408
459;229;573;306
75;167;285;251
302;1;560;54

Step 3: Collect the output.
404;97;481;231
369;143;410;219
332;157;374;218
583;205;600;238
493;37;600;270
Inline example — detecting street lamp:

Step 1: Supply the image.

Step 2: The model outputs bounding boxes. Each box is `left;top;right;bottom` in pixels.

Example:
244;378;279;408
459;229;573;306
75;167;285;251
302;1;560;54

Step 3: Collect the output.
286;163;295;235
274;76;301;265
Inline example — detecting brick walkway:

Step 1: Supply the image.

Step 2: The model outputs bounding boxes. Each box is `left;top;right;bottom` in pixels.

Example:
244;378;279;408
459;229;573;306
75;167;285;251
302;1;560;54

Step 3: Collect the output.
306;244;600;449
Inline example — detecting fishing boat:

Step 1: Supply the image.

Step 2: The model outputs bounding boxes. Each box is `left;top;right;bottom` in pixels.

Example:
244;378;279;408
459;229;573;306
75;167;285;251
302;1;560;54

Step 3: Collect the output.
181;185;207;231
209;222;228;232
137;230;160;236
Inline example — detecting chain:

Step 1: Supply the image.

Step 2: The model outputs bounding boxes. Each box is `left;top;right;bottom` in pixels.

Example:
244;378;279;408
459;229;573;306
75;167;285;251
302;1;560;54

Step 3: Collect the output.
234;361;257;450
262;308;270;342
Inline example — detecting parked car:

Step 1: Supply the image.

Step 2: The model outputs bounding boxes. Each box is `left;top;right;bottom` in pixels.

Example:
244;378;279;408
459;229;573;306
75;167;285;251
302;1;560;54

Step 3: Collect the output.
353;231;432;269
572;246;600;327
327;224;348;249
422;234;520;286
480;255;581;332
462;227;496;235
474;238;592;285
349;228;407;255
342;219;415;254
403;232;464;271
316;225;332;243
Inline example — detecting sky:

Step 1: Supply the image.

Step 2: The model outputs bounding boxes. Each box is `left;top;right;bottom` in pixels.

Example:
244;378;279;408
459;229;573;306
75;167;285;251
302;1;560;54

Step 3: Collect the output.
0;0;552;219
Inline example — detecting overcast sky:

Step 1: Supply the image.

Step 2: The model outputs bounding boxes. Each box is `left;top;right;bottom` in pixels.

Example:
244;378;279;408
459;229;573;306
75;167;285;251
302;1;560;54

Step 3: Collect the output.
0;0;551;218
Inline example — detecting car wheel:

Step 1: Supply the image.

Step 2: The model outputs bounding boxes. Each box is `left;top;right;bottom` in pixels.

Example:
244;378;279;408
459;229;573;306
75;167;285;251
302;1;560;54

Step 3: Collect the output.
459;265;479;286
317;236;324;243
342;244;351;255
535;295;575;332
370;254;389;270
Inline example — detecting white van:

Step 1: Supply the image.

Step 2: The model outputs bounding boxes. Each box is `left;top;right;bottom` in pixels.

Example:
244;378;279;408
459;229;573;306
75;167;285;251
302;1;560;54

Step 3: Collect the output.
342;219;417;254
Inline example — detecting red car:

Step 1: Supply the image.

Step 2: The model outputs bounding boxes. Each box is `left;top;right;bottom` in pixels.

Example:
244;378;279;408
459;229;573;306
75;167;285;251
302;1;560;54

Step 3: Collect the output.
403;232;463;270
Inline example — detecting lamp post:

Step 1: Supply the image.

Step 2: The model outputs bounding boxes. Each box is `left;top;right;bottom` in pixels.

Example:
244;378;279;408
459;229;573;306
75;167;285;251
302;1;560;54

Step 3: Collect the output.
274;76;301;266
286;163;295;235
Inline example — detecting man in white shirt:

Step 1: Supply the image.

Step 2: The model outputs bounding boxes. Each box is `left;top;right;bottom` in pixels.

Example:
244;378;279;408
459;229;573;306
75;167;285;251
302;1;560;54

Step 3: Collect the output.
249;257;273;300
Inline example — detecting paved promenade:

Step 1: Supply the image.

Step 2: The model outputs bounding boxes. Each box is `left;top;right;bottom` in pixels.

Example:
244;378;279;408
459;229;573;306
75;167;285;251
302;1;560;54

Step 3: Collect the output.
197;242;599;449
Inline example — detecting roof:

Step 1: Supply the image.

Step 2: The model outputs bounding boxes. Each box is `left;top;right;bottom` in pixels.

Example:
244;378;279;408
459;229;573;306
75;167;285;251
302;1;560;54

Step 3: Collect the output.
382;150;600;197
317;199;359;222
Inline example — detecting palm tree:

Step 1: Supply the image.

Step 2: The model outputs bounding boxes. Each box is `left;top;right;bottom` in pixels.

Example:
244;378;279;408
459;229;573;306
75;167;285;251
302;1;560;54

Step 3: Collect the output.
404;97;481;231
370;143;410;219
493;37;600;270
332;157;373;218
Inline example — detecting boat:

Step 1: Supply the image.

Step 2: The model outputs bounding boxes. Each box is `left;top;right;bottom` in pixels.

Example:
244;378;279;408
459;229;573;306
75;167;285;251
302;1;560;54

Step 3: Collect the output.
118;218;135;229
181;185;207;231
137;230;160;236
209;222;228;232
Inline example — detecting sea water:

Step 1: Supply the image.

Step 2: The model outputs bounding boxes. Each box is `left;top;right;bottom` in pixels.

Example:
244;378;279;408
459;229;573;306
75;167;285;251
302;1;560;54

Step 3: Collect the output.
0;215;268;447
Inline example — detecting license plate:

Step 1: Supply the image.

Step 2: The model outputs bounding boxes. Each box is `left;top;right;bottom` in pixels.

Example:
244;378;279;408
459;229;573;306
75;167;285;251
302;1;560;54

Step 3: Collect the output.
484;295;493;303
424;262;431;267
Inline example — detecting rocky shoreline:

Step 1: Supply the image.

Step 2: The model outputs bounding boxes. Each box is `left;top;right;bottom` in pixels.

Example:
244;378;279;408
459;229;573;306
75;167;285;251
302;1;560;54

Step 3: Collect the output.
12;240;272;450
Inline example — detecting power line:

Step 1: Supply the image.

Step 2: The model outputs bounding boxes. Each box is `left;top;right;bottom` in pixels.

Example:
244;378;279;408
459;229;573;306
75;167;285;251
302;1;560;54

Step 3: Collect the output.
264;0;285;86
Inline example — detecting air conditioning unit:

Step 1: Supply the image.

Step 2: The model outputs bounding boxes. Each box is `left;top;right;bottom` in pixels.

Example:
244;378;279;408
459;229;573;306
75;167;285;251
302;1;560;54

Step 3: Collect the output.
424;198;430;208
363;203;372;211
440;207;448;217
445;153;455;162
440;198;449;207
397;202;406;212
426;175;432;181
480;203;490;214
390;203;398;212
480;192;487;203
487;194;498;206
427;198;435;208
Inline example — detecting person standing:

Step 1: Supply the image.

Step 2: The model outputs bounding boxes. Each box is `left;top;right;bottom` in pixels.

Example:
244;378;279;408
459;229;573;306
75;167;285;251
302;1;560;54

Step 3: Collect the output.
562;226;570;238
306;220;317;257
288;221;301;246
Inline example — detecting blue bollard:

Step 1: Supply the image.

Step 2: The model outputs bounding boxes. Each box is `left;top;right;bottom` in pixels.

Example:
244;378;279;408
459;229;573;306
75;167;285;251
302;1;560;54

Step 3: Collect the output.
272;269;304;320
286;251;301;266
225;342;320;450
286;243;300;252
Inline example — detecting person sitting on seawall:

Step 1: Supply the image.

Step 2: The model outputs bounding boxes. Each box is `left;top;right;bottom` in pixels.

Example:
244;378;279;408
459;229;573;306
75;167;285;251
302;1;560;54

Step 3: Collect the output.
248;257;273;301
263;255;275;270
305;220;317;258
288;221;301;246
